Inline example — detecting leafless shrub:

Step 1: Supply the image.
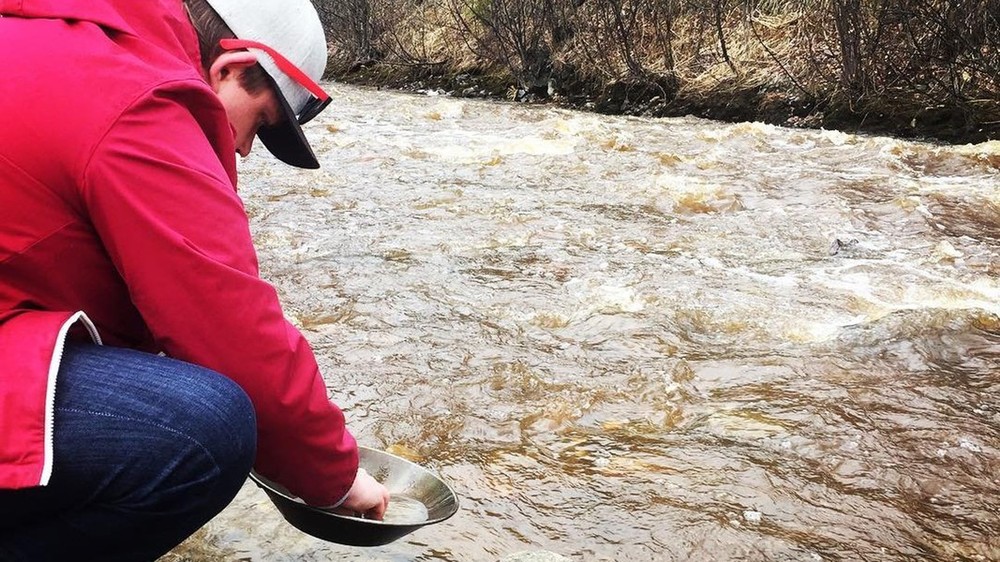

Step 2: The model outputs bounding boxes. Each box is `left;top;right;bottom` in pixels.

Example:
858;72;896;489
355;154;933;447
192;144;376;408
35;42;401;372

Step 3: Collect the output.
447;0;561;94
316;0;380;70
366;0;454;67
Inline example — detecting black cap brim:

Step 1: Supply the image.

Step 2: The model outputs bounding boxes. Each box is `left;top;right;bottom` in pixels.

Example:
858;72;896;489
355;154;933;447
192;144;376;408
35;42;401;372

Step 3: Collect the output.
257;83;320;169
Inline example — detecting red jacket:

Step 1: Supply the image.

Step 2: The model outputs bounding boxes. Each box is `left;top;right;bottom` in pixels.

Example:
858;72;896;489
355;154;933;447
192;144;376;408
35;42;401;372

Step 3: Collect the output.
0;0;358;506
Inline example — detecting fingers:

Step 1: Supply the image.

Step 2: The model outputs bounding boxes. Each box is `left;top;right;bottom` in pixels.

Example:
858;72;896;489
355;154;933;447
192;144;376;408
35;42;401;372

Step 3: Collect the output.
368;488;390;520
360;479;389;520
341;467;390;520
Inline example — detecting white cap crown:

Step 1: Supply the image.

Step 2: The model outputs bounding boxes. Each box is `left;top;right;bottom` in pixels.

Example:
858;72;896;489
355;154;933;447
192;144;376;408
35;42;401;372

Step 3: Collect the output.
206;0;327;119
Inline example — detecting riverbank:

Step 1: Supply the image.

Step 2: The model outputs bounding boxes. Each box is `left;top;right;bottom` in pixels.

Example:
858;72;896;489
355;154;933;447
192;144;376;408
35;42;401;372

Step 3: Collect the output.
333;65;995;145
317;0;1000;145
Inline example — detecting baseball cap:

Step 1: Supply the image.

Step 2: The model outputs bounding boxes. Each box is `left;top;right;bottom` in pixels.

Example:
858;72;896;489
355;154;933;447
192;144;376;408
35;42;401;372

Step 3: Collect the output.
206;0;331;169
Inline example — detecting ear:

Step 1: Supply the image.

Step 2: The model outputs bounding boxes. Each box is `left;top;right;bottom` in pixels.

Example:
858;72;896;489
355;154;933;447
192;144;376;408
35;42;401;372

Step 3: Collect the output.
207;50;259;92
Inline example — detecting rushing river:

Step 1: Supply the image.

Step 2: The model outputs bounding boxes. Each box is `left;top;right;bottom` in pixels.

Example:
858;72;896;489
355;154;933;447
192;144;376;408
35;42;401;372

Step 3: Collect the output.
168;84;1000;562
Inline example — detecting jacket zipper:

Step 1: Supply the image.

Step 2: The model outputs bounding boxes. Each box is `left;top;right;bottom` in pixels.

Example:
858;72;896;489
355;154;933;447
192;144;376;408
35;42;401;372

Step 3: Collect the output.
40;311;102;485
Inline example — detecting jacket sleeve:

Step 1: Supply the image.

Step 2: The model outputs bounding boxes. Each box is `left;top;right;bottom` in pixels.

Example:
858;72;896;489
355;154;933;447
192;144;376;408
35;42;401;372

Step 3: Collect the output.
78;81;358;506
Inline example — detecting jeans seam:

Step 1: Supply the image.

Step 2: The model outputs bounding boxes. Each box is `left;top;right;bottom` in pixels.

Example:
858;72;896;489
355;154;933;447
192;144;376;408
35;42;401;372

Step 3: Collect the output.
57;407;222;468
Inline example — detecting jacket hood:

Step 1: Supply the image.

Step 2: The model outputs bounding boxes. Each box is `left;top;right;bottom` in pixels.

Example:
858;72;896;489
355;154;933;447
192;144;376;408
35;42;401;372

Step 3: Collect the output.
0;0;201;70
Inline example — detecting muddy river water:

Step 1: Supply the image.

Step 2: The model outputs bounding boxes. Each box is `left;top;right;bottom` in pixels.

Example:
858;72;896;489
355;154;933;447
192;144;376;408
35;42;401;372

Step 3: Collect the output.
170;84;1000;561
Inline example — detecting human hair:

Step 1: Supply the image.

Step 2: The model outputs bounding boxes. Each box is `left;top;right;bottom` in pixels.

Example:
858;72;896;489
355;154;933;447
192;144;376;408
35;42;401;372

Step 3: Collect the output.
182;0;271;94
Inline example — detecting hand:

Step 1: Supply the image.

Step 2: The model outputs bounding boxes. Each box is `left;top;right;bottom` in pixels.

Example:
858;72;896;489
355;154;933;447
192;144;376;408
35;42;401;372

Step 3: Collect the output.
339;468;390;520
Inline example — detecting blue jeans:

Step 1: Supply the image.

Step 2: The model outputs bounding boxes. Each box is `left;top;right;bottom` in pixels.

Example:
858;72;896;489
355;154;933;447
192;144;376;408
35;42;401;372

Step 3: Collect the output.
0;343;257;561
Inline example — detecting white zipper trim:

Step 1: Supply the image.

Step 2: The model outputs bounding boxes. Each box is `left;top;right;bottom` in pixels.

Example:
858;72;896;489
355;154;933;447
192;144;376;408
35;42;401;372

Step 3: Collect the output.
40;311;102;485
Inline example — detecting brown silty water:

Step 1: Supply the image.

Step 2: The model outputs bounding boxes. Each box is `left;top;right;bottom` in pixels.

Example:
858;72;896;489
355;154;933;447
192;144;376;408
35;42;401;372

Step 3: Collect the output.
166;84;1000;562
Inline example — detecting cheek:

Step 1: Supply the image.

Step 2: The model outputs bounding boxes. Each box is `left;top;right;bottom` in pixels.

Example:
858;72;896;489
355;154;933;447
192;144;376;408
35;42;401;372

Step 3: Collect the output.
236;117;256;143
232;110;262;147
